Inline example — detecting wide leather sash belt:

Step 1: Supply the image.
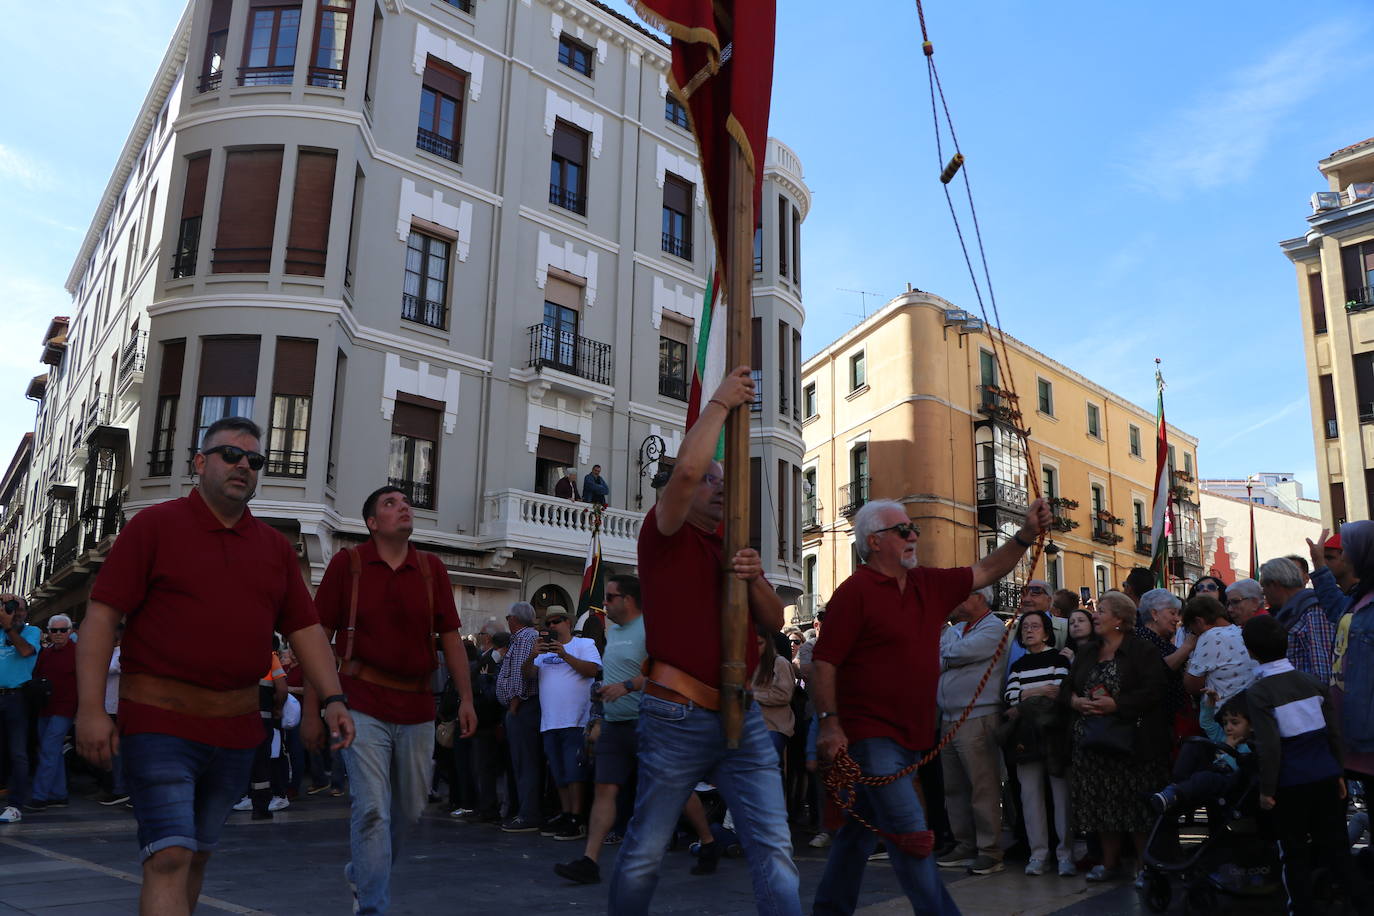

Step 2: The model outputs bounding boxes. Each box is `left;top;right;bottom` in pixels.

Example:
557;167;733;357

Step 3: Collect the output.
644;659;720;711
120;672;258;718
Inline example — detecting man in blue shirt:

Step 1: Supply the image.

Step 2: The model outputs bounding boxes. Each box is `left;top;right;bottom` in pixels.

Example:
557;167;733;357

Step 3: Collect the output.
583;465;610;507
0;593;41;823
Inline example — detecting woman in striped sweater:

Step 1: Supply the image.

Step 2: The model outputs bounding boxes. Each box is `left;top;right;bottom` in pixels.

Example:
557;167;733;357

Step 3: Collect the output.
1004;610;1074;877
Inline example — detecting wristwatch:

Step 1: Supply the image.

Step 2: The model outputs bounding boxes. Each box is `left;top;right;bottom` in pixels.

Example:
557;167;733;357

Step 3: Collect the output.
1013;532;1034;548
621;679;636;693
817;711;838;721
321;694;349;710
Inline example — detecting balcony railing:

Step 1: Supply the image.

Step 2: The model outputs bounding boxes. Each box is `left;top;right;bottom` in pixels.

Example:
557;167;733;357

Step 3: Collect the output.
239;65;294;86
284;247;326;276
990;581;1023;614
211;246;271;273
402;293;447;329
119;331;147;384
172;217;201;278
549;183;586;215
86;394;112;435
1091;520;1124;546
1134;534;1151;556
1050;514;1079;533
802;497;820;530
527;324;612;386
308;67;345;89
661;232;693;261
198;70;223;92
839;476;870;517
50;525;80;575
481;488;644;565
658;374;688;401
975;477;1028;512
976;385;1025;429
388;476;434;510
1345;286;1374;312
267;450;308;478
416;127;460;162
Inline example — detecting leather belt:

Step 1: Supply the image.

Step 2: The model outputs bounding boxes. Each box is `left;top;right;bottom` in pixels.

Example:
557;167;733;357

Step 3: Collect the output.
120;672;258;718
338;658;432;694
644;660;720;711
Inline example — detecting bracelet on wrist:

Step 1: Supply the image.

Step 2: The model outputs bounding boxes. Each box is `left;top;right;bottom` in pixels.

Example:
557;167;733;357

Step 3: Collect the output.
708;398;730;411
321;693;349;710
1013;532;1034;549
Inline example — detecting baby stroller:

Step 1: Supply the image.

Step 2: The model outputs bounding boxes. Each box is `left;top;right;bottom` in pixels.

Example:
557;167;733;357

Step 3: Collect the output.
1139;737;1283;915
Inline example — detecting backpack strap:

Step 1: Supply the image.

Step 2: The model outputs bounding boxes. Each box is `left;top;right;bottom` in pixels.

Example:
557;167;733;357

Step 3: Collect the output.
342;547;361;662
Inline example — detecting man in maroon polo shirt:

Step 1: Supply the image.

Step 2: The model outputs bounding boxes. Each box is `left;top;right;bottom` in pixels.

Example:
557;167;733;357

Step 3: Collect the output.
308;484;476;915
74;417;353;916
608;366;801;916
809;496;1050;916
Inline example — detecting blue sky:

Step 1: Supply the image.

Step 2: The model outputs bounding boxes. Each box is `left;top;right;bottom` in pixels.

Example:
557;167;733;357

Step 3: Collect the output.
2;0;1371;493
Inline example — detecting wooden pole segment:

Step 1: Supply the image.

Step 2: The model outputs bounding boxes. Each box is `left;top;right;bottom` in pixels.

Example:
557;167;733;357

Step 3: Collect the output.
720;140;753;748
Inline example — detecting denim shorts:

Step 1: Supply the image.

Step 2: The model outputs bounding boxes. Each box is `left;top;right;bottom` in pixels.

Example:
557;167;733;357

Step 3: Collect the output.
594;720;638;785
122;732;256;862
542;726;590;787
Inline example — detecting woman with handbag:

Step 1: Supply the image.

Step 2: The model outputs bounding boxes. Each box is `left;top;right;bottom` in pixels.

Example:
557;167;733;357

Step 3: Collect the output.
1060;591;1170;883
1003;611;1073;877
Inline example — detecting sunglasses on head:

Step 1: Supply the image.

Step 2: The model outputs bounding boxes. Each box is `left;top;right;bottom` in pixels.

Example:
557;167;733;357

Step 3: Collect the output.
875;522;921;539
201;444;266;471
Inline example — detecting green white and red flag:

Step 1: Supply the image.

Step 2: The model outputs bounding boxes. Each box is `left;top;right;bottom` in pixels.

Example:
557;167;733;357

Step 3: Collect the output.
686;268;726;459
1150;367;1173;587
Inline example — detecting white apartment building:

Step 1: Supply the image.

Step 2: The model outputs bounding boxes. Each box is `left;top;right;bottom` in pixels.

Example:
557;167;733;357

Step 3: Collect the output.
1198;473;1321;520
12;0;810;629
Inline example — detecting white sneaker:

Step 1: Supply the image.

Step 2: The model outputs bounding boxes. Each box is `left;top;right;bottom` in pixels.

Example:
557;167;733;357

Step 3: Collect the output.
268;796;289;812
231;796;252;812
0;806;20;823
1025;857;1046;876
808;832;832;849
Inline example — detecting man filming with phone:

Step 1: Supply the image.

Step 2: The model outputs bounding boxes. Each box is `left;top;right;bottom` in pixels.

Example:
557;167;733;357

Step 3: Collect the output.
0;593;39;823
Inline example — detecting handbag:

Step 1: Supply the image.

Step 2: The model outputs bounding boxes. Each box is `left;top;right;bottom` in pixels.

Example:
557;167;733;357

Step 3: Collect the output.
435;719;458;749
1079;714;1135;756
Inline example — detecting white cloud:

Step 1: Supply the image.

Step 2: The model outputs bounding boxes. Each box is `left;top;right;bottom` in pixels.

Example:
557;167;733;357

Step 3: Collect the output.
1126;21;1370;197
1211;396;1309;449
0;144;54;190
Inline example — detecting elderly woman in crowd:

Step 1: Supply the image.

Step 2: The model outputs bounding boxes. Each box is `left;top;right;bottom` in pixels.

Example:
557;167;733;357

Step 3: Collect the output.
1135;589;1198;747
1223;578;1265;626
1060;591;1170;883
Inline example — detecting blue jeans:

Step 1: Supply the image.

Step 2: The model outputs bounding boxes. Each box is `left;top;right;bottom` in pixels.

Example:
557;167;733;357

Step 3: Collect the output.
505;698;543;822
32;715;72;801
340;710;434;916
608;698;800;916
0;692;30;807
122;732;256;862
813;738;960;916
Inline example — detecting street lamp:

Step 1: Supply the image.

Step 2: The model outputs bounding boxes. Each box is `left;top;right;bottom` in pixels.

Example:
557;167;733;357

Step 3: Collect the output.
635;434;667;509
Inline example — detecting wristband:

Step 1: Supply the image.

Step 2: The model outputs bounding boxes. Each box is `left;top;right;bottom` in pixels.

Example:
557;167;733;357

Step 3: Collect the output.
622;679;636;693
321;694;349;710
708;398;730;411
817;711;838;721
1013;532;1034;549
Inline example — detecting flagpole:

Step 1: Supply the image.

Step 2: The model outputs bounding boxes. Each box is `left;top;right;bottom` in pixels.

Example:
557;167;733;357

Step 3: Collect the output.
719;141;753;748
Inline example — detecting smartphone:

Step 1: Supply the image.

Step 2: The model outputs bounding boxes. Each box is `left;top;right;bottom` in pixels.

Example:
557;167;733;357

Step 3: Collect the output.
1078;586;1091;606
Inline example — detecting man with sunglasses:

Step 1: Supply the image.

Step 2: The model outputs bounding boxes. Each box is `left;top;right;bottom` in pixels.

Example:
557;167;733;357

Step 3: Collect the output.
28;614;77;810
609;366;800;916
809;495;1051;915
76;416;354;916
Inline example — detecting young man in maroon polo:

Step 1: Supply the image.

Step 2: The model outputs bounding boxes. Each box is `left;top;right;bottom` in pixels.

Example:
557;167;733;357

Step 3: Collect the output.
810;496;1051;916
75;416;353;916
608;366;801;916
308;484;477;915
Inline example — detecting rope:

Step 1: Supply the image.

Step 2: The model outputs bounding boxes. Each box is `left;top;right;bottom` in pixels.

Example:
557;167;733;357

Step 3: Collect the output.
819;0;1051;853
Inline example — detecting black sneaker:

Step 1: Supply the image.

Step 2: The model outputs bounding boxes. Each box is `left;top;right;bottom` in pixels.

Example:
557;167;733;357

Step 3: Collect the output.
554;816;587;841
690;840;721;876
541;813;569;837
44;798;68;808
501;816;539;833
554;856;601;884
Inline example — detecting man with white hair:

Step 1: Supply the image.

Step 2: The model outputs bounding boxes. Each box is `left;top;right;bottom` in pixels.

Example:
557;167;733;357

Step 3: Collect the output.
1006;579;1066;671
810;495;1050;913
1259;557;1334;682
29;613;77;809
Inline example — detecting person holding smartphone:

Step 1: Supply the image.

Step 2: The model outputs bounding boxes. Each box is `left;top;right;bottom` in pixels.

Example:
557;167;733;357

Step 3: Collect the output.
0;593;40;823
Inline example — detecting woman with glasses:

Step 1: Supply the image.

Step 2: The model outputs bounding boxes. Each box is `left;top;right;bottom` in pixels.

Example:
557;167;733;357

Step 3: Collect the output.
1187;576;1227;606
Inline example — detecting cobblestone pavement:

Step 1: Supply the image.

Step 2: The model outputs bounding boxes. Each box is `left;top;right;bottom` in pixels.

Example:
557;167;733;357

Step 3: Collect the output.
0;794;1286;914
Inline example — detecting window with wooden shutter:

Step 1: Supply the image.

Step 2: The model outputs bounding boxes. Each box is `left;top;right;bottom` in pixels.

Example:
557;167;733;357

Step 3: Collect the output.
173;155;210;278
196;336;260;446
550;120;588;214
661;174;693;261
214;149;283;274
150;340;185;475
418;57;465;163
286;150;336;277
268;338;316;476
389;397;441;508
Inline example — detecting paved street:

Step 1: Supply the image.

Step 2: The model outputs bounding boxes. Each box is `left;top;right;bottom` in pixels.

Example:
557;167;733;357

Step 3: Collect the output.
0;793;1289;915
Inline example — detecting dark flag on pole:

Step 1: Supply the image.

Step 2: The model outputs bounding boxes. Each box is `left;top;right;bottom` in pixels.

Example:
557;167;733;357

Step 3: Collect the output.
632;0;777;266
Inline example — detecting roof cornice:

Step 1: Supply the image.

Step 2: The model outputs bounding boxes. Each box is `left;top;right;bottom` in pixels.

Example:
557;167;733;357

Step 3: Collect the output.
64;1;194;294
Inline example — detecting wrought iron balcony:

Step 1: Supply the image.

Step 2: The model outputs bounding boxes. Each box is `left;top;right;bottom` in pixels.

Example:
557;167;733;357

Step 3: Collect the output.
976;477;1028;512
402;293;447;329
661;232;692;261
802;497;820;531
239;65;294;87
50;525;80;575
198;70;222;92
1050;514;1079;533
416;127;460;162
527;324;612;386
990;581;1023;613
1134;535;1152;556
388;477;434;510
549;183;585;215
1345;286;1374;312
658;374;688;401
976;385;1026;430
308;67;345;89
119;331;147;384
1091;519;1124;546
839;476;870;518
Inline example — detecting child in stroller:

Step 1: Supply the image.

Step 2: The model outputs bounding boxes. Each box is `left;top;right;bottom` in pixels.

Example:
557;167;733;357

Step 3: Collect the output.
1140;693;1284;914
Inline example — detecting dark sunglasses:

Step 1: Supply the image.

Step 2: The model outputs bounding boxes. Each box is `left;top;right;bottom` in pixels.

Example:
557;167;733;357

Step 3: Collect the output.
1194;582;1220;592
546;617;569;626
201;444;266;471
48;627;70;633
875;522;920;539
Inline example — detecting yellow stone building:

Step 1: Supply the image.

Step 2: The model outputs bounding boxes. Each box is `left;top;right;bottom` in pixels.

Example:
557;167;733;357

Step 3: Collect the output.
798;288;1202;617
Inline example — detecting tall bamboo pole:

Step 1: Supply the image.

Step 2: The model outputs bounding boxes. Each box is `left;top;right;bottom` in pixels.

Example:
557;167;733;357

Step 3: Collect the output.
720;141;753;748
